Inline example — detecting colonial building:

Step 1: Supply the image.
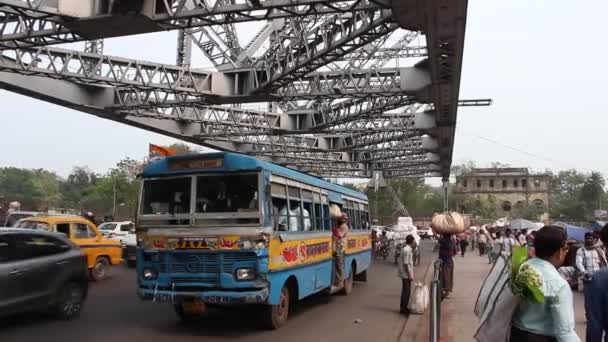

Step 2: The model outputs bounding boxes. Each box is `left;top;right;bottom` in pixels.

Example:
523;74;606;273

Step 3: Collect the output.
454;168;550;216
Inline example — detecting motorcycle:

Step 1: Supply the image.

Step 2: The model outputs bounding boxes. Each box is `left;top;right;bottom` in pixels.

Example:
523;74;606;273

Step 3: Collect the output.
376;240;390;260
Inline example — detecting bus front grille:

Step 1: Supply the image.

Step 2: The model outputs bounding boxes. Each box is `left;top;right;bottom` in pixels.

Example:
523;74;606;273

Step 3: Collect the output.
152;251;258;285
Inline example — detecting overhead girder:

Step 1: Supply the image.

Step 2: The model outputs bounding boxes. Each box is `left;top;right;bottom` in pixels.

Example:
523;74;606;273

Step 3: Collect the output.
0;47;214;95
343;46;427;62
0;0;471;179
0;0;387;49
254;9;396;91
112;65;430;107
180;0;243;70
391;0;468;179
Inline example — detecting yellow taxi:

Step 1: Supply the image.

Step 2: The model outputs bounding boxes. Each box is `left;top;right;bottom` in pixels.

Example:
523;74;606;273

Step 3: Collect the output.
15;215;123;281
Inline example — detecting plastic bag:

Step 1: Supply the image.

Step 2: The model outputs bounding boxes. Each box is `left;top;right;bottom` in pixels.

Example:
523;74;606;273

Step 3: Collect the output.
408;282;429;314
474;254;522;342
474;254;510;318
474;277;521;342
431;212;465;235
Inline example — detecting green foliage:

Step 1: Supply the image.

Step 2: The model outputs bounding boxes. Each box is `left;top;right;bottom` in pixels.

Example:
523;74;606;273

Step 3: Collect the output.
512;204;545;221
0;158;141;220
549;170;605;220
458;195;498;219
512;250;545;303
366;178;445;223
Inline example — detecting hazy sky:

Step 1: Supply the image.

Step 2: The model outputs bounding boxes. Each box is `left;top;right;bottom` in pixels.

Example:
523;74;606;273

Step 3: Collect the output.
0;1;607;179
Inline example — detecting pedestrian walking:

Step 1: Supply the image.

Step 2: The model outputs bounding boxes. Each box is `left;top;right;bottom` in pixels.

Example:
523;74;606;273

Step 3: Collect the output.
586;225;608;342
518;229;528;247
577;232;607;325
460;235;469;257
489;231;503;264
502;228;518;257
479;231;488;256
438;234;457;298
397;235;415;314
511;225;581;342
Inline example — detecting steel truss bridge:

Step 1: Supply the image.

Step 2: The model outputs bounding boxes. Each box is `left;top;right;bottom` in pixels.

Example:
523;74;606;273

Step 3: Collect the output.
0;0;486;180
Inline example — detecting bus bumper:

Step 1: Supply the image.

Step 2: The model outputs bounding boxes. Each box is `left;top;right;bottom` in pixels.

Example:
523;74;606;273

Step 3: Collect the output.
137;288;269;305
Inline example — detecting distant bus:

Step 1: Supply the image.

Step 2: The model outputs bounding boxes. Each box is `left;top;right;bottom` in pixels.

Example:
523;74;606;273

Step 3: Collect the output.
135;152;371;328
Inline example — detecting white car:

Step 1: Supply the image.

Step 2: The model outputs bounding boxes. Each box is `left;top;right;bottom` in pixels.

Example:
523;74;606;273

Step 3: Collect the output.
99;221;137;268
98;221;134;241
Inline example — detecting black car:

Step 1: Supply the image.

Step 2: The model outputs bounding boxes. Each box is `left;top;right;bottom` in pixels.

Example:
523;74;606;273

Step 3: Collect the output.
0;228;89;319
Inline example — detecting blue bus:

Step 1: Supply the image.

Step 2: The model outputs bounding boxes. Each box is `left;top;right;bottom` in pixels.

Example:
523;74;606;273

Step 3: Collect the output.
136;152;371;328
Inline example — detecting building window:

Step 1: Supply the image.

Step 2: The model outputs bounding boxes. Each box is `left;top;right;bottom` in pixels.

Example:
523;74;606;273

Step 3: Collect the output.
513;179;518;187
502;201;512;212
476;179;481;188
502;180;507;188
534;179;541;187
533;199;545;209
522;179;528;187
463;180;468;188
489;179;494;188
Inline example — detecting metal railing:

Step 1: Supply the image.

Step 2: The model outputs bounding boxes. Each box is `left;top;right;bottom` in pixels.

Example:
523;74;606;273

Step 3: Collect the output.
430;259;443;342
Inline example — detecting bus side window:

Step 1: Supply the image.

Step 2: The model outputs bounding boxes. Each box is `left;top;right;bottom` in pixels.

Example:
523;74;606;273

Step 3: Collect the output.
322;202;330;230
301;190;313;232
364;204;370;230
271;183;289;232
288;187;302;232
313;193;322;231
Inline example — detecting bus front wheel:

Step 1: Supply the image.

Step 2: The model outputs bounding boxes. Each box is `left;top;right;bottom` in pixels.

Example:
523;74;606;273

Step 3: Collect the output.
263;285;290;329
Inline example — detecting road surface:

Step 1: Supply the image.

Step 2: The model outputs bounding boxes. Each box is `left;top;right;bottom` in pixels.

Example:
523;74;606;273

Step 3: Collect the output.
0;242;434;342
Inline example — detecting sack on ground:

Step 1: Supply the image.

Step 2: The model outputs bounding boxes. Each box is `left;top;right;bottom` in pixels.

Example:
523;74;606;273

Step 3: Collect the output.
407;282;429;314
431;212;465;235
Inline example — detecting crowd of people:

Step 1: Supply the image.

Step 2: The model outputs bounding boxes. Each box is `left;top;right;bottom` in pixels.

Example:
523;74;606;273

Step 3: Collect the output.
433;223;608;341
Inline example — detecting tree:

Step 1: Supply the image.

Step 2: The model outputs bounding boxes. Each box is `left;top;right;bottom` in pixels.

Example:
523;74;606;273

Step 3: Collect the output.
0;167;42;209
581;172;605;210
451;161;476;178
512;204;545;221
31;169;62;210
459;195;498;219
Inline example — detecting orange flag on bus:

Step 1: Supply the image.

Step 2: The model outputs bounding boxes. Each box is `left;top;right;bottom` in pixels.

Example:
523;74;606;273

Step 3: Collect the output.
149;144;177;160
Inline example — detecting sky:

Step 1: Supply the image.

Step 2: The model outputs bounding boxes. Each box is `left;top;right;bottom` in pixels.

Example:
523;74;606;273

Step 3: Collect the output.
0;1;607;179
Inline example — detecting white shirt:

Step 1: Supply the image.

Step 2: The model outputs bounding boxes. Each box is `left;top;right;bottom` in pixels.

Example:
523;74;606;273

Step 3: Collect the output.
576;247;605;275
518;234;527;246
397;245;414;279
278;206;298;231
293;207;311;231
502;237;517;254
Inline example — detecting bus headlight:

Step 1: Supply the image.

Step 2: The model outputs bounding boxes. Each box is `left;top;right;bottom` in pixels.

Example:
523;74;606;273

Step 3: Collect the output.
235;268;255;281
142;268;158;280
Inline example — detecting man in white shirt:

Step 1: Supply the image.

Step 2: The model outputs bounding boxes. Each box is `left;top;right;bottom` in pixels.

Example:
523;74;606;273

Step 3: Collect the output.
576;232;607;328
397;235;415;314
577;232;608;281
502;229;519;257
518;229;528;246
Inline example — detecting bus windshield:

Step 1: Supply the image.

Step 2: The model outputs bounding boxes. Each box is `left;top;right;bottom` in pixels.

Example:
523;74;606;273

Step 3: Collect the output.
195;174;258;213
140;177;192;215
140;173;259;216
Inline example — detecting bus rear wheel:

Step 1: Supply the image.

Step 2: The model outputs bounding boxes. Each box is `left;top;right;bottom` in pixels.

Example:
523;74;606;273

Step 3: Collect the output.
343;266;354;295
263;285;290;329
